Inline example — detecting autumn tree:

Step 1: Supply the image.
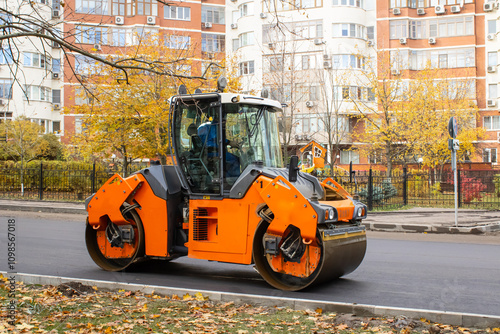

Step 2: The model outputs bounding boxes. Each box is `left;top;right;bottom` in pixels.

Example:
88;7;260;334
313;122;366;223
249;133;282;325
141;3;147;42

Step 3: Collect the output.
351;51;482;176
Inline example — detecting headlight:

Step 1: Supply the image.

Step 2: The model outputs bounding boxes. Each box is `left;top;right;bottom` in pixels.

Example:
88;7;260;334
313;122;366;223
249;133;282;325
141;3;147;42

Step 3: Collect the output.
329;208;335;220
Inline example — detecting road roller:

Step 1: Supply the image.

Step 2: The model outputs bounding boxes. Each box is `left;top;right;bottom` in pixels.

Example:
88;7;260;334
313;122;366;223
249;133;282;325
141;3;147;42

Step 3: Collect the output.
85;88;368;291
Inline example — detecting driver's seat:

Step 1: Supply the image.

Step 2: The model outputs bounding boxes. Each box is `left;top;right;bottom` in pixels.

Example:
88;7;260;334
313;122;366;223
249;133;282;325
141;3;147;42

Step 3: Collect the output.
187;123;203;156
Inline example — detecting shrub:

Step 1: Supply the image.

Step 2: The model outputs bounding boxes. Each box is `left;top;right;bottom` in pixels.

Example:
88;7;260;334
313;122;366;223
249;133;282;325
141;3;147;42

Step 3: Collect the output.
359;180;398;204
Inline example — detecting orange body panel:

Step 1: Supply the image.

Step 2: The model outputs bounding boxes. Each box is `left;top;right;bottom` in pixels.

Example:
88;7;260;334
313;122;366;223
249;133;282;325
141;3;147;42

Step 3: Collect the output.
88;174;144;226
258;175;318;241
132;178;170;257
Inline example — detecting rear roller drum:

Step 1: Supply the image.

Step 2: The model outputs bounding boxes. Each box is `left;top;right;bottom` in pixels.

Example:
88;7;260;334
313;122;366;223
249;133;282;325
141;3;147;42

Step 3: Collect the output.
86;207;145;271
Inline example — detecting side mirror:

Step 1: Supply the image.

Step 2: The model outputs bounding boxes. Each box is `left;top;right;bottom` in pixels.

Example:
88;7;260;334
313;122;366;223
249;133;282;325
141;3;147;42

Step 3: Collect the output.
288;155;299;182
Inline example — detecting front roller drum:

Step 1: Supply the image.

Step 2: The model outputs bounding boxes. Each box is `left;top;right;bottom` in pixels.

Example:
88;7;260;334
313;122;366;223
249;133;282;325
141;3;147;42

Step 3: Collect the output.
253;221;366;291
85;208;145;271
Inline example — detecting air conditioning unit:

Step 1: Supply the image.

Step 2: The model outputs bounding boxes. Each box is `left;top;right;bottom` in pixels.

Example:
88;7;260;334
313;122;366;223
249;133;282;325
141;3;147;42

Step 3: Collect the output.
429;37;437;44
52;10;60;18
487;99;497;107
417;8;425;15
52;72;60;79
147;16;155;25
295;134;302;140
450;5;460;12
203;22;212;28
53;103;61;109
393;7;401;15
93;43;101;50
268;42;274;49
115;16;124;25
435;4;445;14
484;2;494;11
231;23;238;29
399;37;407;44
487;33;496;40
391;69;401;75
305;101;315;108
206;52;214;59
367;40;374;46
314;38;323;45
488;65;497;73
323;54;330;60
323;60;332;69
0;100;4;105
51;41;60;48
260;12;267;18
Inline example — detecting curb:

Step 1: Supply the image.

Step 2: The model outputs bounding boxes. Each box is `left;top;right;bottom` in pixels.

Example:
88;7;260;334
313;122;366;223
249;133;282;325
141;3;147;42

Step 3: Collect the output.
3;272;500;328
362;222;500;234
0;204;86;215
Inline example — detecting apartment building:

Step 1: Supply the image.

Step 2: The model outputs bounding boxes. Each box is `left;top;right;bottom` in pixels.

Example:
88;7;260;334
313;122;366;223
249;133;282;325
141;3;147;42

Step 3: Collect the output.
226;0;377;164
0;0;63;134
54;0;227;142
378;0;500;163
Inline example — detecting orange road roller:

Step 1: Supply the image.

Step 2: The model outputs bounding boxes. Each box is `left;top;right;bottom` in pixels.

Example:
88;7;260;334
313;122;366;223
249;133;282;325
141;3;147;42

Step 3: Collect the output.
85;90;367;291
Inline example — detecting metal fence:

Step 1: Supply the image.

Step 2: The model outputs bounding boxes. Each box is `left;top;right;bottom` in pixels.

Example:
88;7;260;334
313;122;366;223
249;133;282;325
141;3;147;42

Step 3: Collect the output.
0;164;499;210
0;163;146;202
331;168;500;210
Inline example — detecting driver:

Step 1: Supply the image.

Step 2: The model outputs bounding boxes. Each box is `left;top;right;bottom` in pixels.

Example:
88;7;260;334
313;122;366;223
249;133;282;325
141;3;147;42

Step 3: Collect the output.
198;119;241;178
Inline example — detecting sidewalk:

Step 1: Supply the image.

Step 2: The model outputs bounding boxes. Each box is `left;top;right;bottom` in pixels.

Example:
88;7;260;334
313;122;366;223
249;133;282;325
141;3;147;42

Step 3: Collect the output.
1;199;499;234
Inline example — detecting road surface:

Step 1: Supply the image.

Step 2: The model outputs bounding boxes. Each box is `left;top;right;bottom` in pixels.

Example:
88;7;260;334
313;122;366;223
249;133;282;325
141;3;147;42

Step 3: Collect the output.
1;210;499;316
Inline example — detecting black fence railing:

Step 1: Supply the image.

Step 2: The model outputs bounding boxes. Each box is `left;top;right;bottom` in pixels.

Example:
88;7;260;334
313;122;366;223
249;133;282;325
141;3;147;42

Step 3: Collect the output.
1;164;499;210
329;168;500;210
0;162;147;202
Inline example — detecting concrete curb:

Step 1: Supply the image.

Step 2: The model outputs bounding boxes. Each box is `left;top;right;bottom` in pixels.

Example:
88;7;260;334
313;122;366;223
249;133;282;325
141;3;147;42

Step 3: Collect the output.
362;221;500;234
3;272;500;328
0;204;86;215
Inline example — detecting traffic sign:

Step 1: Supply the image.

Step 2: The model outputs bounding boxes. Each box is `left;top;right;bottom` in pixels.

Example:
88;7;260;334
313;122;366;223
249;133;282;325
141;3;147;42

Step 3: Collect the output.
448;117;458;139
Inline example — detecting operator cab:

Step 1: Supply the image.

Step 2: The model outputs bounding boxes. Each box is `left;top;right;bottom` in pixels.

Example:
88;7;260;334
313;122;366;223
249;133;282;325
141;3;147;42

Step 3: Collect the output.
172;93;283;197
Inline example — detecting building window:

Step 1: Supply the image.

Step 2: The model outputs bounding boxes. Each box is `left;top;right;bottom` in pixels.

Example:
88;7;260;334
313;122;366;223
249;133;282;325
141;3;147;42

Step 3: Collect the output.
232;38;239;51
136;0;157;16
74;55;94;74
340;150;359;164
201;34;225;52
333;23;366;39
76;0;108;14
488;52;498;67
0;79;13;99
112;28;127;46
112;0;125;15
24;52;49;68
238;32;254;47
268;56;283;72
202;5;225;24
389;0;407;8
483;148;497;163
484;116;500;130
489;84;497;99
367;26;374;40
488;20;497;34
295;20;323;39
52;89;61;104
75;87;93;105
0;47;13;64
75;25;108;44
24;86;52;102
53;121;61;134
238;3;252;17
332;54;365;69
165;35;190;49
309;85;319;101
164;6;191;20
302;55;310;70
52;59;61;73
333;0;363;8
238;60;254;75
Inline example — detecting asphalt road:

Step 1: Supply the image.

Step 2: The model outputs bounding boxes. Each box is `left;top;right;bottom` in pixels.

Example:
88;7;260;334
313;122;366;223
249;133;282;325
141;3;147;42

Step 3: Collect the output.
1;211;499;317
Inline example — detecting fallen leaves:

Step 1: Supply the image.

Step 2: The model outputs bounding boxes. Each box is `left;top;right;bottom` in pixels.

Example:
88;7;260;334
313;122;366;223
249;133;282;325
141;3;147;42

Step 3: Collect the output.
0;281;498;334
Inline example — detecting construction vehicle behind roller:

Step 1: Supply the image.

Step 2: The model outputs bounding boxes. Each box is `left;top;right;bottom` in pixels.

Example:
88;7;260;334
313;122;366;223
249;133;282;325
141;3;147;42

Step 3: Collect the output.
85;83;368;291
